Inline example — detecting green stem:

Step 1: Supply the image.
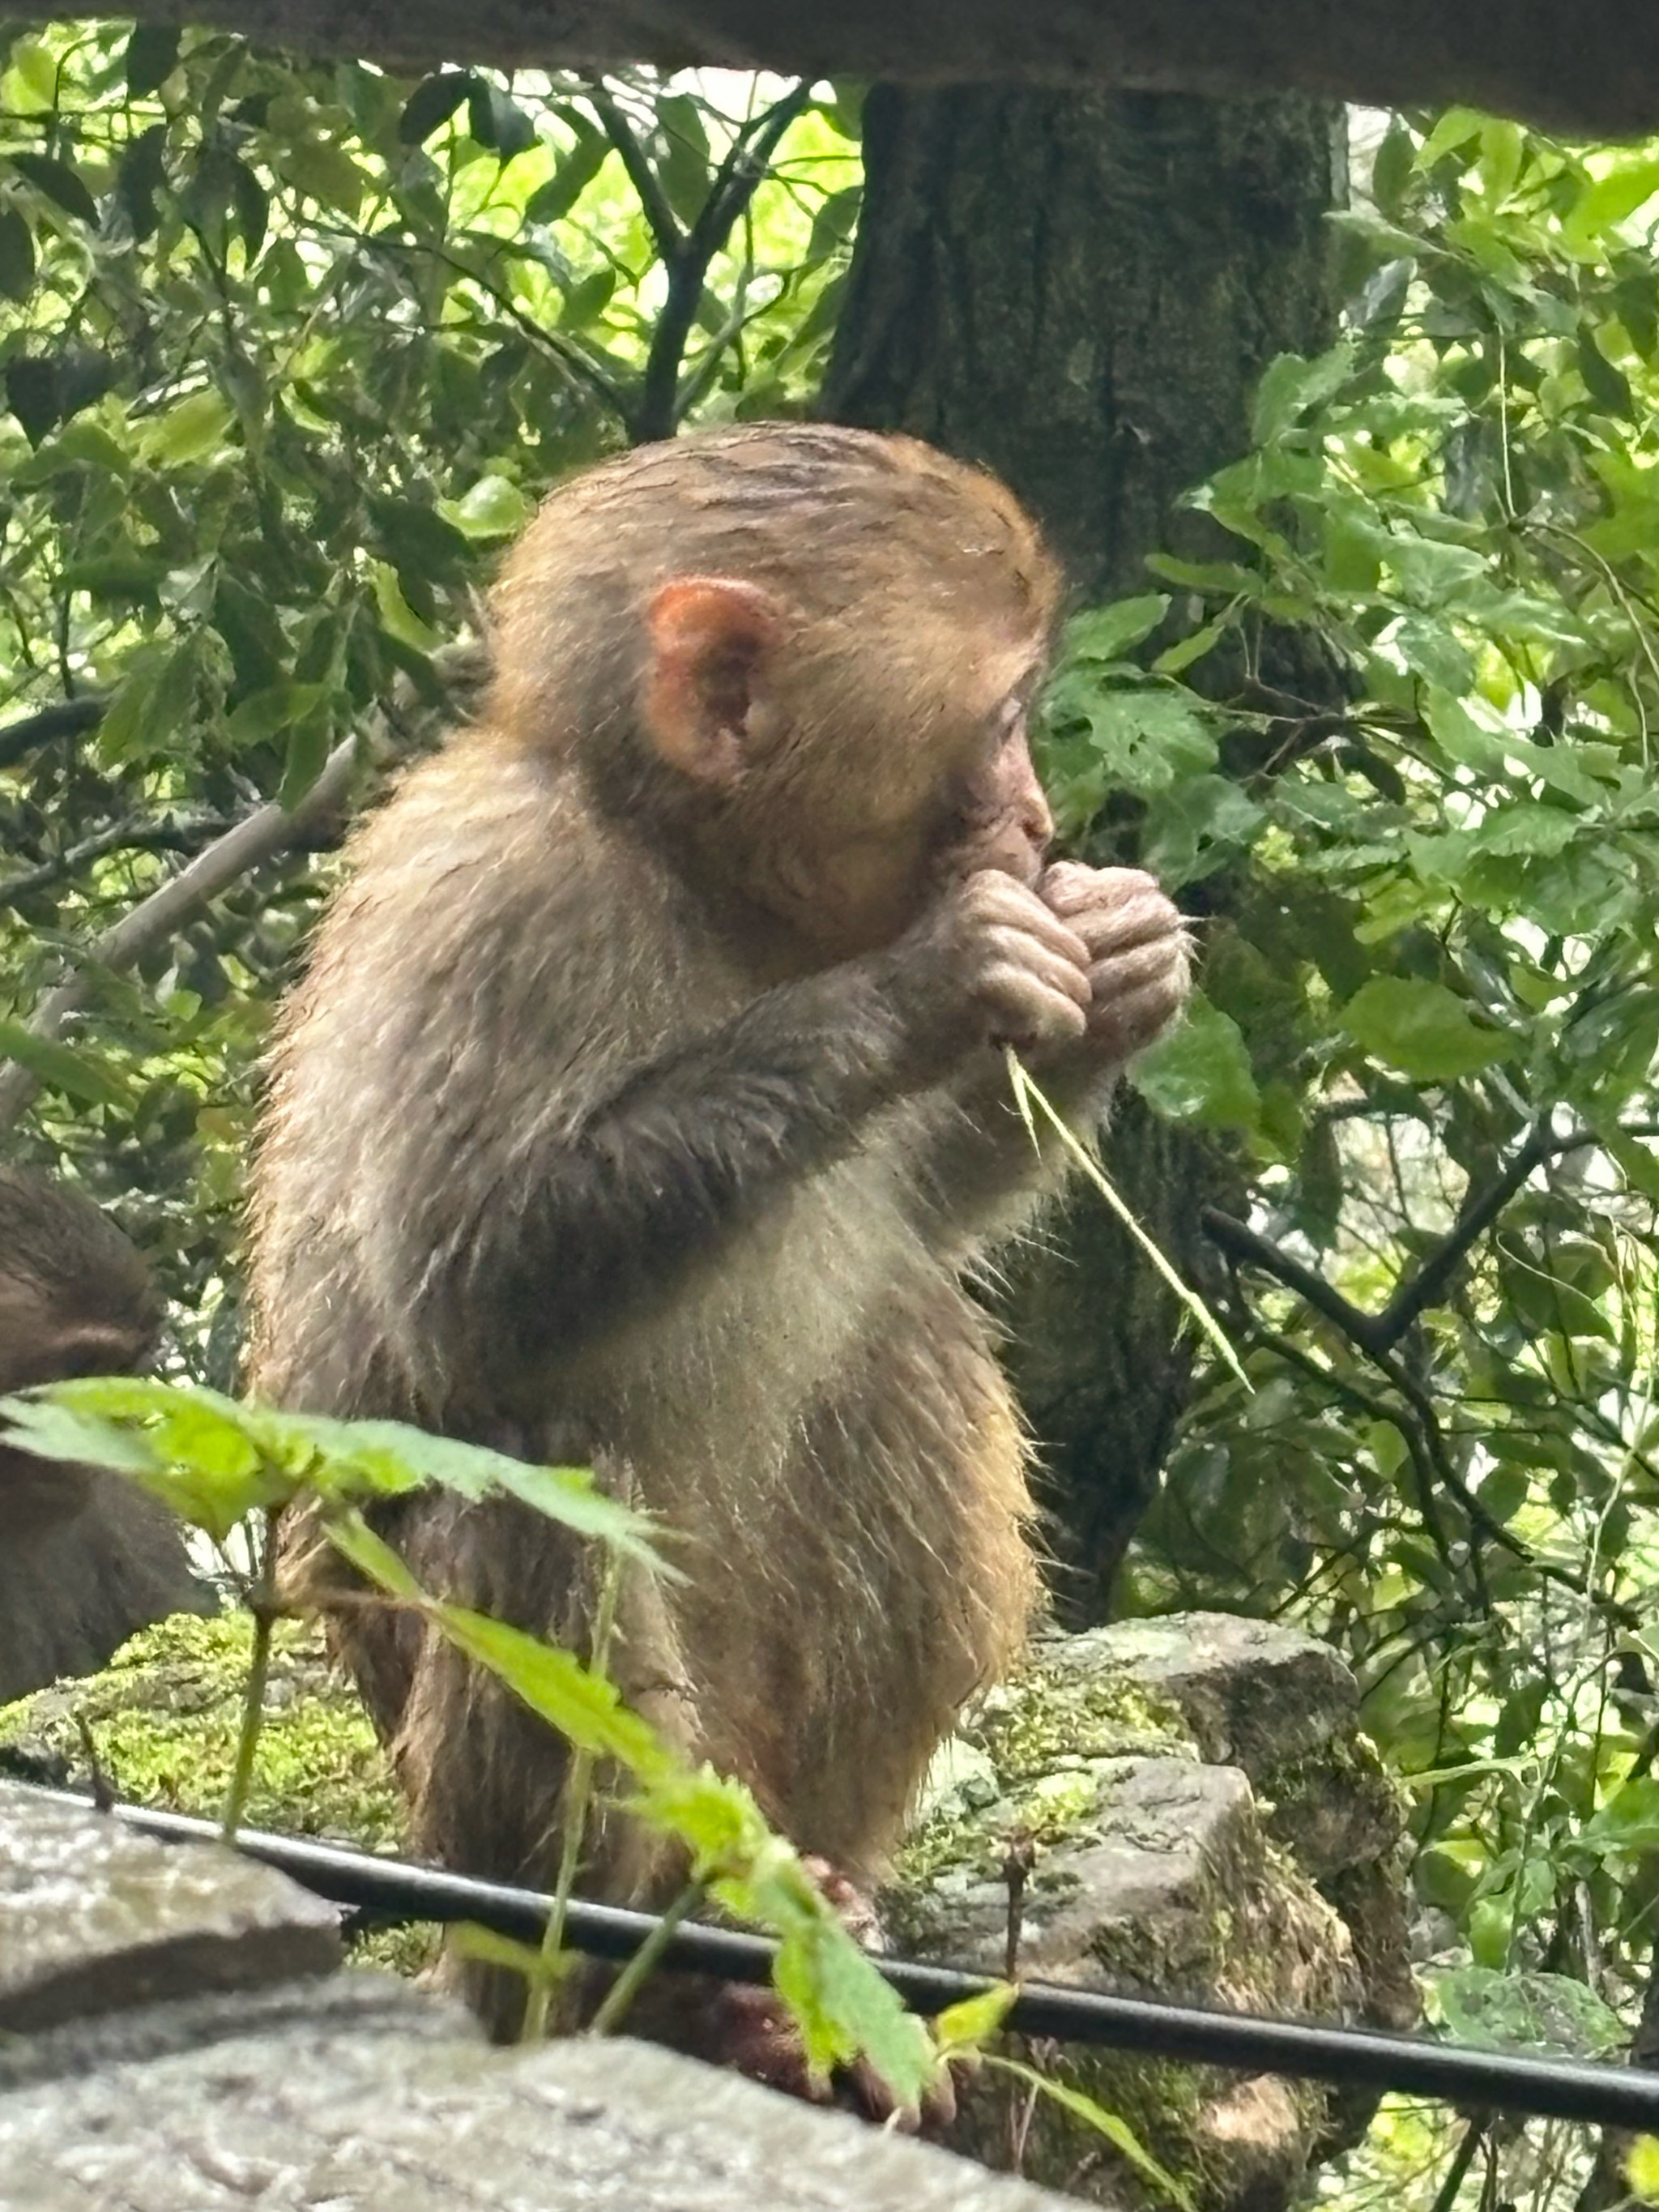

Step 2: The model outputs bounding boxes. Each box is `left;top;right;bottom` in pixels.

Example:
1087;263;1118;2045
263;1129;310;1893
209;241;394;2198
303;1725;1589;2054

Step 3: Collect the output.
522;1554;622;2042
220;1505;276;1841
586;1879;707;2037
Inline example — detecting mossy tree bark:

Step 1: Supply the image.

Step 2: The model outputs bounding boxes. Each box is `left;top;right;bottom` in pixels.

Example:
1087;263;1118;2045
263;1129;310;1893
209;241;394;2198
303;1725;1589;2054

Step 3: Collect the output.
822;88;1345;1621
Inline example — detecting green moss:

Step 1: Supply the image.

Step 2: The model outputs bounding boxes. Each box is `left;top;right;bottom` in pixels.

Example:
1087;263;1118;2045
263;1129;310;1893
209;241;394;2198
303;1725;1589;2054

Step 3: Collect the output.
0;1609;404;1851
0;1608;440;1979
966;1660;1193;1782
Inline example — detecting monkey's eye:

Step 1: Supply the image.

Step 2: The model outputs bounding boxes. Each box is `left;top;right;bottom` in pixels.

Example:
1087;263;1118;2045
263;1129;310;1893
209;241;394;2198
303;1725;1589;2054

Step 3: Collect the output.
987;694;1025;750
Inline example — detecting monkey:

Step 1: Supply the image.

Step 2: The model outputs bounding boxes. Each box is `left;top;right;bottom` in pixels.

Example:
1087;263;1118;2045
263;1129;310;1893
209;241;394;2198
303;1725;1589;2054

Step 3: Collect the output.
0;1167;209;1703
246;423;1190;2075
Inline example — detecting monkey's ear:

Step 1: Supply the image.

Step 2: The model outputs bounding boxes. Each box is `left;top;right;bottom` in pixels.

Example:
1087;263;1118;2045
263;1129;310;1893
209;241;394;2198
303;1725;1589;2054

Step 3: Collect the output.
643;576;782;785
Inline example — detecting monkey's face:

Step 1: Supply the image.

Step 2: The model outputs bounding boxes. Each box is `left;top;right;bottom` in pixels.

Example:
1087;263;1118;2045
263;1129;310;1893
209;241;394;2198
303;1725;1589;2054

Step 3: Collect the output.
640;574;1058;960
0;1279;153;1532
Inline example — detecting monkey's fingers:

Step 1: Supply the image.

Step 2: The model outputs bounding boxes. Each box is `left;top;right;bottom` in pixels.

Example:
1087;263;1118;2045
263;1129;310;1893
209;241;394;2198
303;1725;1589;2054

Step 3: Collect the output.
1070;896;1188;967
981;961;1091;1057
1085;939;1192;1057
1038;861;1161;916
961;871;1094;971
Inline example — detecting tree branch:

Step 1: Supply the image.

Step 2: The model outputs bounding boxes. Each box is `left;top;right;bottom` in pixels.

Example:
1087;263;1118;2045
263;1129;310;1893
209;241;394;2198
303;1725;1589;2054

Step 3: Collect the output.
634;80;812;443
1371;1117;1555;1354
0;695;106;771
0;816;229;908
585;82;682;265
0;643;481;1136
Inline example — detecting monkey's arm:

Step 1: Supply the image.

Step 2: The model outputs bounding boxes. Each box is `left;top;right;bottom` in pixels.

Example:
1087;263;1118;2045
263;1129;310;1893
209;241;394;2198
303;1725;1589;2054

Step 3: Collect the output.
437;964;931;1369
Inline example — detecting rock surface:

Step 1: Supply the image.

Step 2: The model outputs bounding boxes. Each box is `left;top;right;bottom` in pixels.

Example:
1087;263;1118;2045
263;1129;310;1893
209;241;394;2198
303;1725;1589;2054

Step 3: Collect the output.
888;1615;1412;2210
0;1781;1088;2211
0;1780;339;2035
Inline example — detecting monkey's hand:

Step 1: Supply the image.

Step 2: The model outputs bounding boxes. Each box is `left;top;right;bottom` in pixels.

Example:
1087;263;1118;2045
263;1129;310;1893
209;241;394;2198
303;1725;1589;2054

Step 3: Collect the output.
695;1860;957;2133
882;870;1092;1076
1034;862;1191;1071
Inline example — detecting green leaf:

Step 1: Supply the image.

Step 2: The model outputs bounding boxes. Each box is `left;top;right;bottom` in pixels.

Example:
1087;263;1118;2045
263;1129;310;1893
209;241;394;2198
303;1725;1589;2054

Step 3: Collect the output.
1251;342;1354;446
0;1022;130;1109
225;681;329;746
1630;2139;1659;2205
137;389;233;468
934;1981;1019;2057
1046;682;1217;796
467;80;536;161
399;71;471;144
1130;992;1260;1129
1339;976;1516;1083
1580;1776;1659;1855
525;127;610;224
989;2057;1196;2210
1467;802;1580;858
0;207;34;301
1414;108;1485;170
277;138;367;218
7;151;99;226
1062;596;1170;664
440;473;533;540
0;1380;288;1539
124;23;181;97
1566;157;1659;247
97;640;197;767
1431;1966;1625;2060
1577;328;1634;419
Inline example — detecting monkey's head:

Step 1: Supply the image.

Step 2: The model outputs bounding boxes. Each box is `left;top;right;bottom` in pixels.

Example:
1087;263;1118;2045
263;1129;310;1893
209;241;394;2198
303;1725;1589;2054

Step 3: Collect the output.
0;1168;161;1531
488;424;1064;959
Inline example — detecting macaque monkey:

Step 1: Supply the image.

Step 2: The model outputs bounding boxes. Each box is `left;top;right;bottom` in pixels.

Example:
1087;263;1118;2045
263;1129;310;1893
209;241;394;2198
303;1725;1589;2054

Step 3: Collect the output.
0;1168;207;1702
249;425;1190;2069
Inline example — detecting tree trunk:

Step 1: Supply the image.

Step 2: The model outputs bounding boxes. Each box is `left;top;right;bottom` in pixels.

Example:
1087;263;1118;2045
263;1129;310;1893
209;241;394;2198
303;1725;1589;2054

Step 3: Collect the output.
822;88;1345;1621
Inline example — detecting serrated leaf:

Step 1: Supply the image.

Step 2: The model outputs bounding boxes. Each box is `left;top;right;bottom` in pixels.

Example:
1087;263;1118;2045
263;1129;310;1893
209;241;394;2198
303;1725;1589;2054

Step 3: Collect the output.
7;151;99;226
399;70;471;144
0;207;35;302
1340;976;1515;1083
1130;992;1260;1129
125;23;181;97
0;1021;130;1109
138;389;233;467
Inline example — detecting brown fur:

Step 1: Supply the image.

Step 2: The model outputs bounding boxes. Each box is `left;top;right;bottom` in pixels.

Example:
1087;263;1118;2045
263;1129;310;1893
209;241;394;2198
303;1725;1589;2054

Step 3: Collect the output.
0;1168;208;1700
246;425;1186;2042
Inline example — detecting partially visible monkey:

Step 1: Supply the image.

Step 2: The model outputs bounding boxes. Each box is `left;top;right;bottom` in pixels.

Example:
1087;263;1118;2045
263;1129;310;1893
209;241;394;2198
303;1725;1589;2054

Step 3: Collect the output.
249;425;1190;2073
0;1167;208;1702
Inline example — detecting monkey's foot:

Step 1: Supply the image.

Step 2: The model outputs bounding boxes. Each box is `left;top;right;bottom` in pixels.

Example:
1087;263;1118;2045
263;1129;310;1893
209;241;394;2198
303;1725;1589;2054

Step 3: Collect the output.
698;1981;957;2132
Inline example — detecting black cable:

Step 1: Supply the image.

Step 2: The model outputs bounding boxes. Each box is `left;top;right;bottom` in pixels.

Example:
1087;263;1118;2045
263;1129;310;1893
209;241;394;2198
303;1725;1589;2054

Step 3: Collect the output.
36;1786;1659;2132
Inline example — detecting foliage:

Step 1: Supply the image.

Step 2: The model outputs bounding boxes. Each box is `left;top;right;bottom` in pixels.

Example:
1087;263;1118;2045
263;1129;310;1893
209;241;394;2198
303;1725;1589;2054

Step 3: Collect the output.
1033;107;1659;2212
11;23;1659;2208
0;26;855;1343
0;1376;938;2109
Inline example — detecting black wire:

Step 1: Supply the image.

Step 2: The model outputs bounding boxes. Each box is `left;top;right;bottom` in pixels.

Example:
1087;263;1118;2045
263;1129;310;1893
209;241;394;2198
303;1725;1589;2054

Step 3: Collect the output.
40;1786;1659;2132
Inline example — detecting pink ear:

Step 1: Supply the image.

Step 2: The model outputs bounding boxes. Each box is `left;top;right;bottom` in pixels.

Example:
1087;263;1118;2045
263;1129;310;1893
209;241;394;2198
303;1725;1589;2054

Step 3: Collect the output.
643;575;781;784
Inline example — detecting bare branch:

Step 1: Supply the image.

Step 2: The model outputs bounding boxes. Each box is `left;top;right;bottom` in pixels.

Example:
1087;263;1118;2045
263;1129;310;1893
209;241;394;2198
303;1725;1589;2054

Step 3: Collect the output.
0;643;483;1135
585;82;681;264
0;695;106;772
